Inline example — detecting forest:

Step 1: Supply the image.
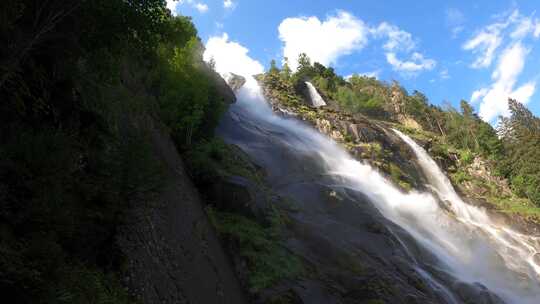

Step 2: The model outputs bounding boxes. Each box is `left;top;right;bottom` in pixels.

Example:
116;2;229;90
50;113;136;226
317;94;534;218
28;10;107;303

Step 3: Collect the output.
1;0;229;302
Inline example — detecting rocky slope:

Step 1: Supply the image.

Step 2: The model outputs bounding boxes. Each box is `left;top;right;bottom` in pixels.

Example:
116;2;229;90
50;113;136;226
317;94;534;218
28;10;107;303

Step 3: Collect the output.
116;63;248;303
201;73;540;303
200;74;516;304
257;74;540;233
118;118;248;304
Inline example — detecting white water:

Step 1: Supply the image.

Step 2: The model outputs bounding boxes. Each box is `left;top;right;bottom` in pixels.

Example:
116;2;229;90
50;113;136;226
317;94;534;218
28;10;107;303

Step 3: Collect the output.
305;81;327;107
228;76;540;303
394;130;540;301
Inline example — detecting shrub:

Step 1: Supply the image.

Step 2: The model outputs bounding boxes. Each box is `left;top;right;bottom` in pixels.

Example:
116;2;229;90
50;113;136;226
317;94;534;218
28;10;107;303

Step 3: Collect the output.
207;207;303;292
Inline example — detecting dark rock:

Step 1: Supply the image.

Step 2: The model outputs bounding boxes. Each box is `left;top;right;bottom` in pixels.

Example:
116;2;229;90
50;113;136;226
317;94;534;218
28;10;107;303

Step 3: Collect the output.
209;175;268;218
452;281;506;304
118;119;247;304
226;73;247;92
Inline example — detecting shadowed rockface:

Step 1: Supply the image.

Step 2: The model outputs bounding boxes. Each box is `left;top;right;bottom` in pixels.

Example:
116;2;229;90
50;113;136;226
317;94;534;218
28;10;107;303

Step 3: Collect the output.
118;119;247;304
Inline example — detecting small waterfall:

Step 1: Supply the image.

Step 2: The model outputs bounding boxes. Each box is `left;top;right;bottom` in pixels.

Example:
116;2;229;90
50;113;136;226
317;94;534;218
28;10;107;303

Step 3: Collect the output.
305;81;327;107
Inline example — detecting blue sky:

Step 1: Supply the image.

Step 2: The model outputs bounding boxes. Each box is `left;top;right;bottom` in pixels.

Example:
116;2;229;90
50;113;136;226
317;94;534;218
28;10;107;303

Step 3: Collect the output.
167;0;540;123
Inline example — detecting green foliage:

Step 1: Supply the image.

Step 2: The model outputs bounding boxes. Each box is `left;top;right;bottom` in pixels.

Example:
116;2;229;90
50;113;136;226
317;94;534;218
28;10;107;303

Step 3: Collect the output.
388;163;412;191
297;53;312;72
207;207;303;292
451;169;472;184
280;57;292;81
184;138;262;185
53;266;131;304
269;59;280;75
153;36;221;146
1;0;232;302
498;99;540;206
458;149;474;165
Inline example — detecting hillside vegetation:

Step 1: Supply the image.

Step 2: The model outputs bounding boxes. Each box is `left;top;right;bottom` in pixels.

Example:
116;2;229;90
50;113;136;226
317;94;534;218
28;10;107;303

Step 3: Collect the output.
261;54;540;222
1;1;233;302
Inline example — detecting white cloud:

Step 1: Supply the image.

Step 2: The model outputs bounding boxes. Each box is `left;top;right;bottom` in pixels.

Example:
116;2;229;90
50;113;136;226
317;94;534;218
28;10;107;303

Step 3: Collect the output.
440;68;450;79
278;11;369;70
167;0;209;14
203;33;264;78
511;17;534;39
464;10;539;122
166;0;179;15
463;25;504;68
371;22;415;52
462;10;540;69
445;8;466;38
471;88;488;103
361;70;380;78
278;11;435;77
475;43;536;122
386;52;436;74
346;70;380;80
372;22;435;76
194;2;208;13
224;0;234;9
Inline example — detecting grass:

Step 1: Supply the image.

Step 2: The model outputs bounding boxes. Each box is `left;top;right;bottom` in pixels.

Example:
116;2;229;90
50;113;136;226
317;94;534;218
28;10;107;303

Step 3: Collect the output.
206;207;303;292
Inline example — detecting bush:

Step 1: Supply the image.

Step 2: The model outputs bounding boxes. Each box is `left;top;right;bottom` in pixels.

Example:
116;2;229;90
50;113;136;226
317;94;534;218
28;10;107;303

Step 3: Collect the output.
207;207;303;292
458;149;474;165
0;2;225;302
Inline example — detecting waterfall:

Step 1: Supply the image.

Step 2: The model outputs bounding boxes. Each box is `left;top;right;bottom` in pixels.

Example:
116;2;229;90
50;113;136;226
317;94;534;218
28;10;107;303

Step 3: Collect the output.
393;129;540;302
305;81;327;107
218;74;540;303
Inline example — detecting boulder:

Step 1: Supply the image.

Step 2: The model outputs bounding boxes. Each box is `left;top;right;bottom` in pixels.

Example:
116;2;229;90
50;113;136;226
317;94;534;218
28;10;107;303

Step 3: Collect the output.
225;73;247;92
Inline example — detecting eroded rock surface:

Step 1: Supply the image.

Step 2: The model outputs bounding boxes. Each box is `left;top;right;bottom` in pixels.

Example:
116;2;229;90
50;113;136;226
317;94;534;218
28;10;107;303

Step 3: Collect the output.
118;120;247;304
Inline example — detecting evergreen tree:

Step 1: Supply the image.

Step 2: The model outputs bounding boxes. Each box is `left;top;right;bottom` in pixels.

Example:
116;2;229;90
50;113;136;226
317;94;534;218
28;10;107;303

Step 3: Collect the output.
269;59;280;75
297;53;311;71
281;57;292;81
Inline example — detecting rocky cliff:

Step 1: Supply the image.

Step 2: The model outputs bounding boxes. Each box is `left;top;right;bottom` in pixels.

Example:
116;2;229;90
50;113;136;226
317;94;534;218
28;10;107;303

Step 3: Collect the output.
256;73;540;233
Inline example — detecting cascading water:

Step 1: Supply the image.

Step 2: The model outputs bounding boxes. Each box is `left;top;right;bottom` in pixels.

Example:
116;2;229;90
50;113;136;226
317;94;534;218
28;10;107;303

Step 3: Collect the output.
305;81;327;107
393;130;540;302
217;74;540;303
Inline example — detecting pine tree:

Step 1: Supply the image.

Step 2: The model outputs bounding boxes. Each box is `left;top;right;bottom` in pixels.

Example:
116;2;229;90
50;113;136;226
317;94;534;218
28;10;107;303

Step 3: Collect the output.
280;57;292;81
269;59;280;75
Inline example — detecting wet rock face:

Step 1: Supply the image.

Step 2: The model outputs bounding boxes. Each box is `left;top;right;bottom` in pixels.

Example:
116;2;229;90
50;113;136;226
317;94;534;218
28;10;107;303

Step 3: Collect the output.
213;79;514;304
209;174;270;219
118;121;247;304
217;103;508;304
452;282;506;304
219;106;429;303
